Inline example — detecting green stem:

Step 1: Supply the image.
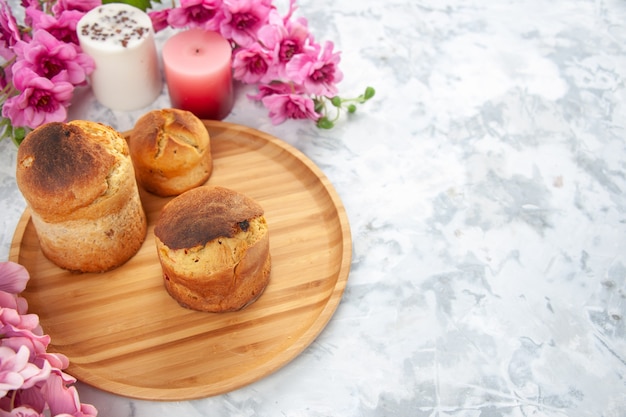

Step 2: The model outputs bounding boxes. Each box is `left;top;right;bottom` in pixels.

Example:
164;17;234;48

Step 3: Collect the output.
9;389;17;410
2;56;15;69
0;83;17;101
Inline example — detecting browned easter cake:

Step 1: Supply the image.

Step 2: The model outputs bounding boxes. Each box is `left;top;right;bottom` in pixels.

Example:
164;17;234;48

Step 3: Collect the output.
15;120;147;273
154;186;271;312
128;108;212;196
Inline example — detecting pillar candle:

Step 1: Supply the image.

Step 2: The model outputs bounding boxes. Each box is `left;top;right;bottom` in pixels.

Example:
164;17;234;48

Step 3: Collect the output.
77;4;162;111
162;29;234;120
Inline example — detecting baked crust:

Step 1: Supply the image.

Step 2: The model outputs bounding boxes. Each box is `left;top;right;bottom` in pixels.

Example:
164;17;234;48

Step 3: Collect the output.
128;108;212;196
17;122;114;220
16;120;147;273
154;185;264;249
154;186;271;312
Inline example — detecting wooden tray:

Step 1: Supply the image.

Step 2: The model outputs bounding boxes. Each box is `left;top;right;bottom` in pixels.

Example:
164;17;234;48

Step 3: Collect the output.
9;121;351;401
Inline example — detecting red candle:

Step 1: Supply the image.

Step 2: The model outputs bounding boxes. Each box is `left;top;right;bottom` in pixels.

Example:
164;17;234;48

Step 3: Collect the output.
162;29;234;120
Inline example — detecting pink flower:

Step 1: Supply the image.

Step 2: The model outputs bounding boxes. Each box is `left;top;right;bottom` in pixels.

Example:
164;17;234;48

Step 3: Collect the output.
19;0;40;29
51;0;101;16
168;0;224;32
248;81;295;101
26;8;84;46
279;18;310;61
0;292;28;316
0;405;42;417
0;306;40;334
0;226;97;417
257;11;311;79
19;0;40;8
0;307;47;347
0;346;48;398
232;43;276;84
0;334;68;373
0;263;29;295
10;382;46;414
41;371;97;417
220;0;272;47
148;9;171;33
2;69;73;129
262;8;311;61
286;40;342;97
0;304;51;364
262;92;319;124
12;30;94;85
0;1;22;59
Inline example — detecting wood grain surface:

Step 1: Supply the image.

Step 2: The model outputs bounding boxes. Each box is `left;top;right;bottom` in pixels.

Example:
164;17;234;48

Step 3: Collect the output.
9;120;351;401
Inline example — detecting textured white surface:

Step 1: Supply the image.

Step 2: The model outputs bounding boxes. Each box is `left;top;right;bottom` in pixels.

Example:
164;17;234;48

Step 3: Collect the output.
1;0;626;416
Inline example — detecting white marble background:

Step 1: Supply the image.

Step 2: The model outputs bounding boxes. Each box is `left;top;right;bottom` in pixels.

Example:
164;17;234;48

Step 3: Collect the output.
1;0;625;416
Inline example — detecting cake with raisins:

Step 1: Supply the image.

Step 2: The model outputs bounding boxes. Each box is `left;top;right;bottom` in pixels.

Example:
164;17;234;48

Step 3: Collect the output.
154;186;270;312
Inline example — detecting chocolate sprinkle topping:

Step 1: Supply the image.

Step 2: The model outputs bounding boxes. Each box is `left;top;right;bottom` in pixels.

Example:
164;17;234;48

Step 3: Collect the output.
80;9;149;48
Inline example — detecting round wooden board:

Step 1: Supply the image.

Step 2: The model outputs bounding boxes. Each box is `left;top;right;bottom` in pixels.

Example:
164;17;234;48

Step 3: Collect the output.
9;120;351;401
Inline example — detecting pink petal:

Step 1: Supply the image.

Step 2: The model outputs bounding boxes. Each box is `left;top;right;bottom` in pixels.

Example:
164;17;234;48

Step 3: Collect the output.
0;262;29;294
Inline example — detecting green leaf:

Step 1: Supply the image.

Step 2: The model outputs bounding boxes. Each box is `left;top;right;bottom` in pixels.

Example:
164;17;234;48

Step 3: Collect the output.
102;0;157;11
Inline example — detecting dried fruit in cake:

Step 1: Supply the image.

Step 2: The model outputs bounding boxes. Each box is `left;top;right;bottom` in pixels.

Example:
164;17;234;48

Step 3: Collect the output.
154;186;271;312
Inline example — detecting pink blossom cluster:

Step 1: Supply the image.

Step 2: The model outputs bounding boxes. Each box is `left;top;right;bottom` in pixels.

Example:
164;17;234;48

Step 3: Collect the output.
0;262;97;417
0;0;371;144
0;0;96;137
149;0;345;126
